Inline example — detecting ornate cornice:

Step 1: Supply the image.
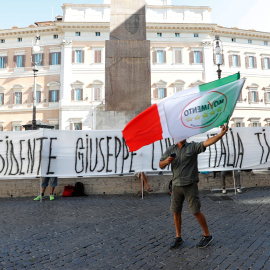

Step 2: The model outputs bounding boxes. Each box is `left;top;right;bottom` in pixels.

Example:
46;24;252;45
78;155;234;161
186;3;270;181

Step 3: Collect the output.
1;22;270;39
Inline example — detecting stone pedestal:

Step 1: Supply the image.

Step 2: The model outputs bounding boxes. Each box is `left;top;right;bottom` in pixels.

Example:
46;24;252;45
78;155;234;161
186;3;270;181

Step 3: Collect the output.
105;40;151;112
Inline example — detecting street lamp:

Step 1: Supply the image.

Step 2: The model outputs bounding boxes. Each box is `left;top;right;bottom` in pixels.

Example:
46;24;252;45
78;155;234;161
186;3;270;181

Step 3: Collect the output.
213;35;223;79
23;34;54;131
32;34;41;130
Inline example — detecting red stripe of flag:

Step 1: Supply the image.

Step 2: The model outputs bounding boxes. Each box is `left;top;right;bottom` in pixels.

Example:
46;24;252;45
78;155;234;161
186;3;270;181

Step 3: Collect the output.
122;104;163;152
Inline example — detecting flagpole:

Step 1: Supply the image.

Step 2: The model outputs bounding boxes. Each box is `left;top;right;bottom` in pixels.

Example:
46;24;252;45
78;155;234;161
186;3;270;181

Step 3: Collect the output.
141;172;144;199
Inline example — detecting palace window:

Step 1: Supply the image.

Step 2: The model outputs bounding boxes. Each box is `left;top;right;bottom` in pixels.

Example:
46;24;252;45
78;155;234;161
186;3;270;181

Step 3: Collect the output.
246;55;257;68
0;56;7;68
152;49;166;64
50;52;61;65
49;90;59;102
0;93;4;105
190;50;203;64
14;92;22;104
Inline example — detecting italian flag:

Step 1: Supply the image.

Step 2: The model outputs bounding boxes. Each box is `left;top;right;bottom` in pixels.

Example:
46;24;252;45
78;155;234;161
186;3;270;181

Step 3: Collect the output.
122;73;245;152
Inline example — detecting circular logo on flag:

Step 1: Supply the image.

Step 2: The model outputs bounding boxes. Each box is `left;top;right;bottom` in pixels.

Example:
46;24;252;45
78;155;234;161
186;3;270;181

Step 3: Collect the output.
181;91;227;129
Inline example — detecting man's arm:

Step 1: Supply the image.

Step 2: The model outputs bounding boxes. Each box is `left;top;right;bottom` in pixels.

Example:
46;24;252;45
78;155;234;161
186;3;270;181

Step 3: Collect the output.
159;156;175;169
203;125;228;148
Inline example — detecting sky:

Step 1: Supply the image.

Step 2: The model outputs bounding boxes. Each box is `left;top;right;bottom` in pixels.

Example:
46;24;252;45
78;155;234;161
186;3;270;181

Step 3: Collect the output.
0;0;269;33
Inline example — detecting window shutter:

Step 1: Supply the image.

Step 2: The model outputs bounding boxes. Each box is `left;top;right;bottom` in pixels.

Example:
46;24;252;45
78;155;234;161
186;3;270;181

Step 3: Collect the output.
72;51;75;63
248;91;252;103
4;56;8;68
238;55;241;67
22;55;25;67
258;122;261;127
79;123;82;130
19;92;22;104
245;56;249;68
81;89;83;101
254;57;257;68
261;58;265;69
82;51;85;63
164;88;167;97
49;90;52;102
13;55;17;67
98;50;101;63
55;124;59;130
58;53;61;65
189;51;194;64
229;55;232;67
222;54;225;65
238;91;242;102
152;51;157;63
41;54;44;66
264;92;268;103
241;122;245;127
256;91;259;102
199;51;203;63
0;127;3;131
153;88;158;98
70;123;73;130
71;89;74;101
163;51;166;63
49;53;52;65
56;90;60;101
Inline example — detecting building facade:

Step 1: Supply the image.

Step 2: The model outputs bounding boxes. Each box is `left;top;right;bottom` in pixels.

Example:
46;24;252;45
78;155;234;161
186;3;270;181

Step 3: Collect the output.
0;0;270;131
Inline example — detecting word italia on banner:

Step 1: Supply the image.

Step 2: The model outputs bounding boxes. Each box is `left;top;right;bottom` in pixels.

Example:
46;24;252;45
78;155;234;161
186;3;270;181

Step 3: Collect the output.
0;128;269;178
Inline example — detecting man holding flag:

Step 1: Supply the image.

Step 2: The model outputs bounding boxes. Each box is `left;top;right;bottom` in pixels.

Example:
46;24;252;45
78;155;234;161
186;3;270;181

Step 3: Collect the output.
159;125;228;249
123;72;246;248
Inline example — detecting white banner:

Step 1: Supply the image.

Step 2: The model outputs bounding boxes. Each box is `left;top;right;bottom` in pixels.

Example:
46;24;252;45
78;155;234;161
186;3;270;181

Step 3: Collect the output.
0;127;269;178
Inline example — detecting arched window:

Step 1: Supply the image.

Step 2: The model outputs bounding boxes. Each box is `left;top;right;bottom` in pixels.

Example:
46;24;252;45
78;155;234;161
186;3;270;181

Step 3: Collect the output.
47;82;60;102
71;80;84;101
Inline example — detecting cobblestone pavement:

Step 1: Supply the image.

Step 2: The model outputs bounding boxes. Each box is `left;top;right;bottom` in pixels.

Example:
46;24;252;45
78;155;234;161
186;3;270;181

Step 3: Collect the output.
0;187;269;270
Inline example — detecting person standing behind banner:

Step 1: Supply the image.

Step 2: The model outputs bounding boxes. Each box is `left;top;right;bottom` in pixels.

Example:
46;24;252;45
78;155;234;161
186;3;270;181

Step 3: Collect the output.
221;170;242;194
34;177;58;201
159;125;228;249
135;172;153;197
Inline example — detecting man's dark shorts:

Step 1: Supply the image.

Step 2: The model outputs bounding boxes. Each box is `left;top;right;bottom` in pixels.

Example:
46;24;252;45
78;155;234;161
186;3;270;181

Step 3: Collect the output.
170;182;201;214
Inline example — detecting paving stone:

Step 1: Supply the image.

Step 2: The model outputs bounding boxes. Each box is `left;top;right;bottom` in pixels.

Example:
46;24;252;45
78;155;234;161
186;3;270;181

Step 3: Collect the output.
0;187;269;269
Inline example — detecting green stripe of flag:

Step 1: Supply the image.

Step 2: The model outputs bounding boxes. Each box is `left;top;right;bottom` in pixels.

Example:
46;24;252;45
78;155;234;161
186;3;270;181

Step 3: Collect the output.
199;72;240;92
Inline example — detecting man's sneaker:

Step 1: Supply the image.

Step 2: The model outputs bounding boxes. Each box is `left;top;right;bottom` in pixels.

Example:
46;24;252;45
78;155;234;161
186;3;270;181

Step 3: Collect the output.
50;195;55;201
169;237;183;249
33;195;44;201
237;188;242;194
222;189;227;194
196;235;213;248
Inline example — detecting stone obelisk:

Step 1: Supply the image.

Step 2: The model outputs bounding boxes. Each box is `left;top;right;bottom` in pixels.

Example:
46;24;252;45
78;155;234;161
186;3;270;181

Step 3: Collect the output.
105;0;151;112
